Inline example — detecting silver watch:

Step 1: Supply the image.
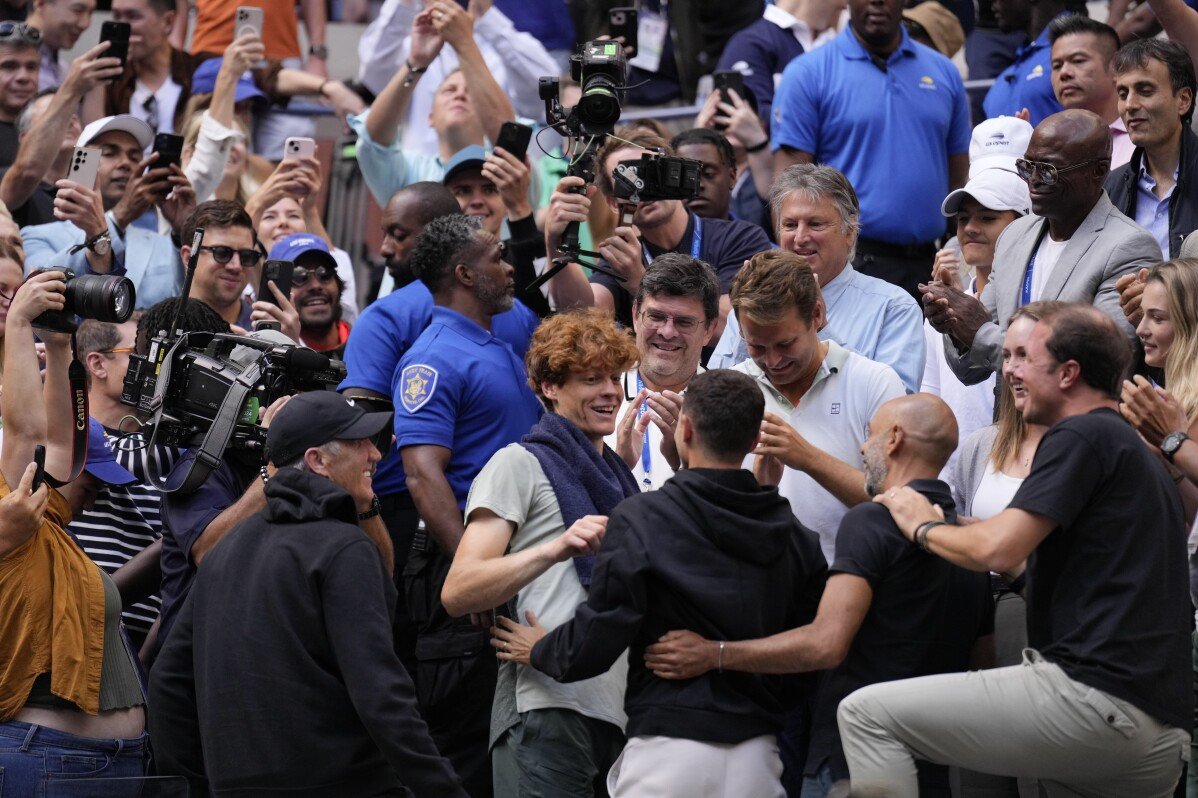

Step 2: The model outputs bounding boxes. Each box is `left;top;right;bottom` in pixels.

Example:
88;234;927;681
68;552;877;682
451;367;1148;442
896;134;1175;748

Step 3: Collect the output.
1162;431;1191;461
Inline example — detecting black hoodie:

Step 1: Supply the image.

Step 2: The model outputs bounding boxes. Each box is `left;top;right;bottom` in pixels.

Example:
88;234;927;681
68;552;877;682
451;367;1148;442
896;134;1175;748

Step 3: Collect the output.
149;467;466;797
530;467;828;744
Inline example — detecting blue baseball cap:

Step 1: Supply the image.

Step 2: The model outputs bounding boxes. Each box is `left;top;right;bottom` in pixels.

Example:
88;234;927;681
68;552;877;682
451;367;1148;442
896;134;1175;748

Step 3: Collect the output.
268;233;338;271
85;419;138;486
191;58;268;106
442;145;488;185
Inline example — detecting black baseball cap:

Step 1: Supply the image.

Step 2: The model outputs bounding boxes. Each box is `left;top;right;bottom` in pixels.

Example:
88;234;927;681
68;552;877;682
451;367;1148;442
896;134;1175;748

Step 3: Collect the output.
265;391;393;466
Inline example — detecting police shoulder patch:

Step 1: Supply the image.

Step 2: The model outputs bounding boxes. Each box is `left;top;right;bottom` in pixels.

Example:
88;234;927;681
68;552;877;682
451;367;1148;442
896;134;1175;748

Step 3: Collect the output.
400;364;439;413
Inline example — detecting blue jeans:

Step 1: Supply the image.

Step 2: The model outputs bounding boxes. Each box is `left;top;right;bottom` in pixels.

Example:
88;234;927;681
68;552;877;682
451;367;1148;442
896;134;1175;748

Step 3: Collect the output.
0;720;148;797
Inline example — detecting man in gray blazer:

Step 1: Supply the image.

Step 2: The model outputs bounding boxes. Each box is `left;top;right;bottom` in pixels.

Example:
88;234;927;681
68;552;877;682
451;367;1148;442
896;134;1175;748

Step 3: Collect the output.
922;109;1161;386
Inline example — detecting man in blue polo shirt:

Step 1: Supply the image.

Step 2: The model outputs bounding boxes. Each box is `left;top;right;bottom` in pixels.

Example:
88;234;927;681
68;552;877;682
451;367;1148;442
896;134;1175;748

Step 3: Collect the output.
773;0;970;300
982;0;1071;125
394;213;543;798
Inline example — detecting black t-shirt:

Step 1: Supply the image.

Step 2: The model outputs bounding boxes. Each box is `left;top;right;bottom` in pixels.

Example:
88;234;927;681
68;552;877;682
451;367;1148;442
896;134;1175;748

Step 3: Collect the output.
1010;407;1191;731
809;479;994;782
0;166;57;228
589;211;772;328
0;121;17;169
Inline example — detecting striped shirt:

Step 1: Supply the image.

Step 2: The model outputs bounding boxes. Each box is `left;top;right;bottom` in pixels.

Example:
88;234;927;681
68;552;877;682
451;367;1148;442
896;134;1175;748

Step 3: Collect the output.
68;426;181;643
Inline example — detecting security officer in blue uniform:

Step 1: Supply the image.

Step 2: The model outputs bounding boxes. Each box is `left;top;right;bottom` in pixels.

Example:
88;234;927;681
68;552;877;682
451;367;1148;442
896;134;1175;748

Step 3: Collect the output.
393;214;543;798
981;0;1072;125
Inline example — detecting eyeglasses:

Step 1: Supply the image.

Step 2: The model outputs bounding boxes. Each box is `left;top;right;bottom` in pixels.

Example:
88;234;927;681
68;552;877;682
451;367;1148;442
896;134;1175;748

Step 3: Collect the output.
639;308;703;334
98;346;137;355
1015;157;1109;186
0;22;42;45
293;264;337;287
199;245;263;267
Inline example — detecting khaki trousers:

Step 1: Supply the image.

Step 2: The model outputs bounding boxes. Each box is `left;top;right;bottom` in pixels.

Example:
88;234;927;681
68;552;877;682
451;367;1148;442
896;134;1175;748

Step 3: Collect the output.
837;649;1188;798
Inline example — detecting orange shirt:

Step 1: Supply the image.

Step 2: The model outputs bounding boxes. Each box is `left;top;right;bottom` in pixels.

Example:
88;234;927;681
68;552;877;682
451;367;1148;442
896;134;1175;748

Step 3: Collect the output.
0;476;105;720
190;0;302;62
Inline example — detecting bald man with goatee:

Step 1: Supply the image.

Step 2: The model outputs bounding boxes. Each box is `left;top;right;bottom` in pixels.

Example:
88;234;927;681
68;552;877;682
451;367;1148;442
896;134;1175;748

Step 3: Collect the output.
644;394;994;796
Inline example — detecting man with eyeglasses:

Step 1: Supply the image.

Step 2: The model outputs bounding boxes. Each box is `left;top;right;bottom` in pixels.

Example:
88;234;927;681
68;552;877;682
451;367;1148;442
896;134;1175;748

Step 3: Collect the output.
178;199;298;337
270;232;350;357
605;254;720;492
68;318;178;652
22;114;195;309
0;22;42;168
923;108;1160;386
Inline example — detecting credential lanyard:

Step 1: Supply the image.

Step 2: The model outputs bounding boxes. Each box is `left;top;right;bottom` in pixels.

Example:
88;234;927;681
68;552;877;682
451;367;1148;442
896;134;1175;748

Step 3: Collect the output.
642;214;702;267
1020;226;1049;307
635;372;653;490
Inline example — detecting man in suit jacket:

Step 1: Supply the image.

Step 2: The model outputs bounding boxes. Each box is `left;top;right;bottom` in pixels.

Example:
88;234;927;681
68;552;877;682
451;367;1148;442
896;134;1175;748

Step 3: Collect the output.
922;109;1161;386
21;114;194;309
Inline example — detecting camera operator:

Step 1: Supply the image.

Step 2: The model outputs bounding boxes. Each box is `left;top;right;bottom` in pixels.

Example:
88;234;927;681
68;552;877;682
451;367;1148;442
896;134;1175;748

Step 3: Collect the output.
178;200;300;339
544;126;772;343
0;270;149;791
21;114;197;310
150;392;465;797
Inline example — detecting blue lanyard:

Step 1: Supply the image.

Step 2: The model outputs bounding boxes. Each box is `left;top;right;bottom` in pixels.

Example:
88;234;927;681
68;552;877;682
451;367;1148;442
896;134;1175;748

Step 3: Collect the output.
635;372;653;489
642;214;702;266
1020;227;1049;306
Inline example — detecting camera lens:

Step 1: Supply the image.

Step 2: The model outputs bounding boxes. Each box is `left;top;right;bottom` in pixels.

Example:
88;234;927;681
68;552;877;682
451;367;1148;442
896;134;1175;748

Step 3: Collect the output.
579;77;621;127
65;274;136;323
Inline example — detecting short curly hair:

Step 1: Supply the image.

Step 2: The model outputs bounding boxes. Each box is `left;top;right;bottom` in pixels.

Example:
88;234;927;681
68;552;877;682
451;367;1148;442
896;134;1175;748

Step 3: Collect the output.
525;308;639;408
409;213;486;294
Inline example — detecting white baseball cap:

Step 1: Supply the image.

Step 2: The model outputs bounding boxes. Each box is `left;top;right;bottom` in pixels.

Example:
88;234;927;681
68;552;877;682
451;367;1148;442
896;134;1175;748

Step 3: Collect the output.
941;166;1032;217
967;116;1033;178
77;114;154;150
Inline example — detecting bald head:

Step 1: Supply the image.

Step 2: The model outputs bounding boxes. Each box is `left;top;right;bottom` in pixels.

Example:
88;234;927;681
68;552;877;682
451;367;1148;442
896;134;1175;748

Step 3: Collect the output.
1034;109;1112;160
887;394;959;469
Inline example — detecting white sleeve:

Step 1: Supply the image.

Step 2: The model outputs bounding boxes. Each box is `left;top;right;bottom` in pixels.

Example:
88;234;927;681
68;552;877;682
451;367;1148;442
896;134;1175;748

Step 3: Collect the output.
472;6;561;119
184;112;242;204
332;248;359;323
357;0;418;96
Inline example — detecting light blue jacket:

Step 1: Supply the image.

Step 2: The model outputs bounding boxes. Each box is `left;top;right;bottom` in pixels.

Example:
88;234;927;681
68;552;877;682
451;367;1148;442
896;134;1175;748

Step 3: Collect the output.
22;216;183;309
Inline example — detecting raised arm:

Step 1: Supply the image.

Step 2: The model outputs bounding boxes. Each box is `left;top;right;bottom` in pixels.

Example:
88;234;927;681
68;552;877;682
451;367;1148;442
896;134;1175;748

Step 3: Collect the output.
364;7;444;149
1146;0;1198;56
432;0;515;144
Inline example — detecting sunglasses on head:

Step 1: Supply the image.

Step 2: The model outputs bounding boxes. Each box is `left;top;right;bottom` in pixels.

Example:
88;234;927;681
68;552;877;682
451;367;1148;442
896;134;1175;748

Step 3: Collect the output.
293;264;337;287
199;245;263;267
0;22;41;45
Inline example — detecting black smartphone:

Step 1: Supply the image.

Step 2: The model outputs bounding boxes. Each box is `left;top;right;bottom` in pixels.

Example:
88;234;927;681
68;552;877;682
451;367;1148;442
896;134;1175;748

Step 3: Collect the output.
608;6;638;57
257;259;295;304
31;445;45;492
713;70;745;106
494;121;533;163
153;133;184;171
99;21;131;73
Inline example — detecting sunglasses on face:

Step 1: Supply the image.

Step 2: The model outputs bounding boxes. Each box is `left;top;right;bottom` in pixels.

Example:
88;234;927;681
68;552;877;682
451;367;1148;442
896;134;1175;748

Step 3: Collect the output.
199;245;263;267
1014;157;1109;187
293;264;337;287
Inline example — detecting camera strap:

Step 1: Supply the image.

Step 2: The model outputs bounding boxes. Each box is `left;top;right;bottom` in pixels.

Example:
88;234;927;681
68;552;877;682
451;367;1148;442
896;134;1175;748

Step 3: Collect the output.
45;332;91;489
147;354;266;495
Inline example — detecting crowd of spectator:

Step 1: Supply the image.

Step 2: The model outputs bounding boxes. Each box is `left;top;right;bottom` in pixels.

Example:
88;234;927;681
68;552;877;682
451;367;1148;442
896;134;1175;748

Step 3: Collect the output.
3;0;1198;795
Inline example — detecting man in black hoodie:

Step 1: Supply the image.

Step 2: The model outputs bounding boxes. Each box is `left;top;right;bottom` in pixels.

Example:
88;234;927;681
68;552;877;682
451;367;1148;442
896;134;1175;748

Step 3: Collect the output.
645;393;994;796
149;391;466;797
492;368;827;797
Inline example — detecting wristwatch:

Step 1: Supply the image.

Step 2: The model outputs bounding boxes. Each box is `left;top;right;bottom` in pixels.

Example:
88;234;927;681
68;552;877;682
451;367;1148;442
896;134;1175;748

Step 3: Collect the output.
358;495;382;521
308;44;328;59
1161;431;1191;462
84;230;112;256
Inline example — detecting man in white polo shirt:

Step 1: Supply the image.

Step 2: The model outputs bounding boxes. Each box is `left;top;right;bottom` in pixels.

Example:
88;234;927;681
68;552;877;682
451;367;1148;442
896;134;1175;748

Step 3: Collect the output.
732;249;905;562
605;254;721;491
